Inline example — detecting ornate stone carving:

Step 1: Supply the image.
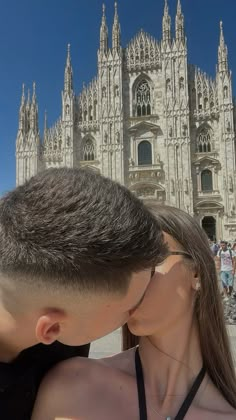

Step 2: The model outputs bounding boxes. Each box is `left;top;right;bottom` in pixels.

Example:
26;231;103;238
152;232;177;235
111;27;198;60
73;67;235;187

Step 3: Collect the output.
128;157;135;167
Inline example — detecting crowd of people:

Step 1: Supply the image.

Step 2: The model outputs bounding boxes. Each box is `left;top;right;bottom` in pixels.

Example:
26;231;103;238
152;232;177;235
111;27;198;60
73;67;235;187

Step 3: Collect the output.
210;239;236;301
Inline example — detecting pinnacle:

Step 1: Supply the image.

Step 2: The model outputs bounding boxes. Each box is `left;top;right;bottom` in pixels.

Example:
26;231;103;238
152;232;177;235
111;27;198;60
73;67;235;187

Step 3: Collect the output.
177;0;182;14
21;83;25;103
164;0;169;14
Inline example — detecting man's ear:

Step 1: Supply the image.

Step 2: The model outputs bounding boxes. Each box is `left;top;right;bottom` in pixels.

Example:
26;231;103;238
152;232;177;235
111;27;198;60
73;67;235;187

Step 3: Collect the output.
35;310;66;345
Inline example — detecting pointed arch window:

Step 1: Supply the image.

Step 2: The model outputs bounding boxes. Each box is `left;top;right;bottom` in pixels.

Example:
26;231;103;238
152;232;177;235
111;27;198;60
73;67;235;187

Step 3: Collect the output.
135;80;151;117
94;100;97;120
198;93;203;110
179;77;184;91
197;128;212;153
83;139;95;161
138;141;152;165
166;78;171;92
89;105;93;121
224;86;228;99
25;157;28;179
201;169;213;192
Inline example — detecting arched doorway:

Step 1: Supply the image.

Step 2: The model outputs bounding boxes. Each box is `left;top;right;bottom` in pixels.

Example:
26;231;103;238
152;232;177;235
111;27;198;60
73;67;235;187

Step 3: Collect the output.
202;216;216;240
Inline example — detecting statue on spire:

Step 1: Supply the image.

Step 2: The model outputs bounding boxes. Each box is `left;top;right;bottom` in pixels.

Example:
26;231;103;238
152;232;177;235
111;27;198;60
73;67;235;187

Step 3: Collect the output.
112;1;121;53
100;3;108;55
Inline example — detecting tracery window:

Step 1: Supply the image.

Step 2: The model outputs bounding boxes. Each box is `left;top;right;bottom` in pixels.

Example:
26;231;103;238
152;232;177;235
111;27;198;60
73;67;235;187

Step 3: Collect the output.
136;80;151;117
197;128;212;153
201;169;213;192
138;141;152;165
83;139;95;161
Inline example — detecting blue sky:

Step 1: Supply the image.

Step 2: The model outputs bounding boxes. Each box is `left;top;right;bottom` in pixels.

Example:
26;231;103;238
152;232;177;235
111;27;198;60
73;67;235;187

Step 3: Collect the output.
0;0;236;195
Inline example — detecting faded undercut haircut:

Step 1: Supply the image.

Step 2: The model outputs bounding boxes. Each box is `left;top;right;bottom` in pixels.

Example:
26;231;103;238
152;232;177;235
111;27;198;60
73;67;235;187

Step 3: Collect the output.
0;168;168;294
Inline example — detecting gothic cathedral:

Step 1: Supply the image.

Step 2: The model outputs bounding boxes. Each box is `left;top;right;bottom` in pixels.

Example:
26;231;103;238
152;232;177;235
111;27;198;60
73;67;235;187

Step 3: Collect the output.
16;0;236;241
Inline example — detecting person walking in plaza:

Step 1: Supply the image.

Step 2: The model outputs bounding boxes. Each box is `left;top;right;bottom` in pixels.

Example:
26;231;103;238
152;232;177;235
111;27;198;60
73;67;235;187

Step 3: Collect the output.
0;168;167;420
217;240;235;300
32;205;236;420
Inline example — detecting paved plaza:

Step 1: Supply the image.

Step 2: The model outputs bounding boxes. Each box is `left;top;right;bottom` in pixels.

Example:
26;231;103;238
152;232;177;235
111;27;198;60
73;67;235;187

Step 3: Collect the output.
90;326;236;368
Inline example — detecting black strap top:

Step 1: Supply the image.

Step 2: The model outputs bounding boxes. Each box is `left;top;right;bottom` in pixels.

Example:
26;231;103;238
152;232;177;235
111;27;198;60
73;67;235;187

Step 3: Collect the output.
135;347;206;420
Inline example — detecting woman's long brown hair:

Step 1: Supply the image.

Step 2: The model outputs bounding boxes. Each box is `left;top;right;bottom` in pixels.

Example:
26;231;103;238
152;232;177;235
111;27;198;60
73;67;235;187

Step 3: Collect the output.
122;204;236;408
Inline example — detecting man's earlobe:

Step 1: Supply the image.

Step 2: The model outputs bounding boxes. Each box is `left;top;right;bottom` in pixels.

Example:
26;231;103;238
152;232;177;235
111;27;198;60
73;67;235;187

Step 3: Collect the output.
35;311;65;345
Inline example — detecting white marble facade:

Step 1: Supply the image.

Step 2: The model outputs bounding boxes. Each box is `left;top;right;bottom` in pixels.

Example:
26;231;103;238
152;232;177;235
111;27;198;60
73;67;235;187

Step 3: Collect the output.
16;0;236;241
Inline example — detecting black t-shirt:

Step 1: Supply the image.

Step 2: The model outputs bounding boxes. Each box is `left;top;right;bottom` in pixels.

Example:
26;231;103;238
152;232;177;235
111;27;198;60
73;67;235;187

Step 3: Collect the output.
0;341;90;420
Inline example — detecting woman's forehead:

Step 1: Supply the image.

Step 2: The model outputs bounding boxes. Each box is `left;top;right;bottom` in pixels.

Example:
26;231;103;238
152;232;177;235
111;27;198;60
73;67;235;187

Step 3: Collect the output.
163;232;180;250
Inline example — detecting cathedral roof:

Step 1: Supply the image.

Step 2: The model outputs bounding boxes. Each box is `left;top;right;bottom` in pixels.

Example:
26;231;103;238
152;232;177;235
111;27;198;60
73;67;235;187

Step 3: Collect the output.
125;29;161;71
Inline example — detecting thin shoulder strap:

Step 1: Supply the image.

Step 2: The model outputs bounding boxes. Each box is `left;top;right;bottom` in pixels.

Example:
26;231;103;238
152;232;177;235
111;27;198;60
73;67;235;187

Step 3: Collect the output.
175;364;206;419
135;347;147;420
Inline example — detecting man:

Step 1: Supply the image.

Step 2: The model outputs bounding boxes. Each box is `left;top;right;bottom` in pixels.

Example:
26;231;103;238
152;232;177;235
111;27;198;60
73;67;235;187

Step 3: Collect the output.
210;240;219;257
216;240;235;300
0;167;167;419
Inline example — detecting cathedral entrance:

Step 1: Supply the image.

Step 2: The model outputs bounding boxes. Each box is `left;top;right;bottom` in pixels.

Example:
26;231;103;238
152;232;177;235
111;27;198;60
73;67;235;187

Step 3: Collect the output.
202;216;216;240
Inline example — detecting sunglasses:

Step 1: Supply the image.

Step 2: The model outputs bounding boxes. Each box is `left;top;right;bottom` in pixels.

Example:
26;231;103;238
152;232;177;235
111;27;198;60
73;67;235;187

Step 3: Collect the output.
151;250;192;278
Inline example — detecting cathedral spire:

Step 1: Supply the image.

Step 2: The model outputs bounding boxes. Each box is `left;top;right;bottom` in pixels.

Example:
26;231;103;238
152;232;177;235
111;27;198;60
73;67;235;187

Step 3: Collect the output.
218;21;228;73
32;81;36;105
100;3;108;55
162;0;171;44
112;2;121;53
64;44;73;95
30;82;38;132
20;83;25;107
175;0;185;43
44;110;47;136
26;88;30;111
18;83;26;131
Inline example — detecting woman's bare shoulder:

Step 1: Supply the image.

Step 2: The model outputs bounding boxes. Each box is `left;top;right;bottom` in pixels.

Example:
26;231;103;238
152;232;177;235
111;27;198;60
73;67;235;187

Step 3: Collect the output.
196;377;236;420
31;349;136;420
47;345;135;380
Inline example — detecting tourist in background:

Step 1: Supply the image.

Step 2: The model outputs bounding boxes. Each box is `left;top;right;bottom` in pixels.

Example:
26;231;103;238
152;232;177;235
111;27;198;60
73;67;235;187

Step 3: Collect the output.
217;240;235;300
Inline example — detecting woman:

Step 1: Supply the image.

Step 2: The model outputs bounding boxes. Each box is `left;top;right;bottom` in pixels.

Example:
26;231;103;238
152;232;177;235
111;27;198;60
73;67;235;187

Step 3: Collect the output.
32;205;236;420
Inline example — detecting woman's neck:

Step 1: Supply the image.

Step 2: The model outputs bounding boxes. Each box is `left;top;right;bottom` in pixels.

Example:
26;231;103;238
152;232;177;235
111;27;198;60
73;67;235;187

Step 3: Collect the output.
138;316;204;416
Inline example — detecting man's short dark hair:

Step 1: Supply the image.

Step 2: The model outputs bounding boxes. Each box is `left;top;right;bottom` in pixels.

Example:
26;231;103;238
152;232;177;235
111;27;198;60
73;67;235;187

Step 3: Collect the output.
0;168;168;294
